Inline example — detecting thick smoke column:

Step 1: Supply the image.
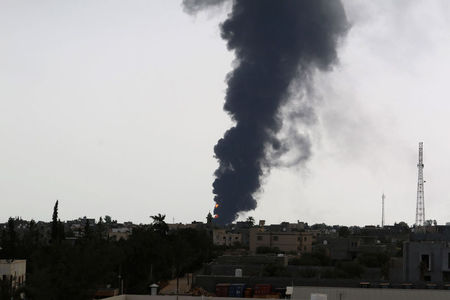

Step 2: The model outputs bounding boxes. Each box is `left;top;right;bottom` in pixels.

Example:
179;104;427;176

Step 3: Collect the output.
183;0;348;224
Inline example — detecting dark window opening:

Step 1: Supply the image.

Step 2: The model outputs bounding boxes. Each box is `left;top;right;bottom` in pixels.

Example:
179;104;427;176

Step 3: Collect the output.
273;236;278;241
257;235;263;241
421;254;431;271
443;271;450;281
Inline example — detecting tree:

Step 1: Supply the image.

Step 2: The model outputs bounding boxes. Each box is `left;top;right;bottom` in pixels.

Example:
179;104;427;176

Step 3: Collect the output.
95;217;107;239
1;218;17;258
150;214;169;236
206;212;213;224
246;216;255;227
424;219;437;227
84;219;92;239
395;221;410;233
338;226;349;237
104;215;112;224
51;200;59;242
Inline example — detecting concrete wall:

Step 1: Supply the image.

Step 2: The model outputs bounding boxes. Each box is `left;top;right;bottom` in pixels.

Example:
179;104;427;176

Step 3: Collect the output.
102;296;126;300
105;290;450;300
293;286;450;300
194;275;371;293
105;296;278;300
403;241;450;282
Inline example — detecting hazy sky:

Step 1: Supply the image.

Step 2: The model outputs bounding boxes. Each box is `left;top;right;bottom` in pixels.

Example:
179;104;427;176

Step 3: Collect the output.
2;0;450;226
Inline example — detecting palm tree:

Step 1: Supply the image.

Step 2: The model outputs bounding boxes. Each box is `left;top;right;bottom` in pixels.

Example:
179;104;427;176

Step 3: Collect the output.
246;216;255;227
150;214;169;236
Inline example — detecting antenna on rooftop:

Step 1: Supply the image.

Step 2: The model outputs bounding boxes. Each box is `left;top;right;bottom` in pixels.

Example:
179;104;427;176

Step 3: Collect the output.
382;193;385;228
415;142;425;226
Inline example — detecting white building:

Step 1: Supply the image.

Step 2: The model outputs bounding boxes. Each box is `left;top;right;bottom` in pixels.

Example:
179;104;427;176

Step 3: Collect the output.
0;259;26;290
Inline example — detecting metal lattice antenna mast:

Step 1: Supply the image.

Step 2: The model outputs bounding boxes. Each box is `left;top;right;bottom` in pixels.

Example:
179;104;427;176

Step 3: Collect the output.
382;193;385;227
415;142;425;226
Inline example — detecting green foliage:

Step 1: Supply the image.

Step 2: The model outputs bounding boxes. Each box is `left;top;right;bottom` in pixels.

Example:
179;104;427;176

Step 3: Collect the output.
338;226;349;237
298;267;318;278
357;252;390;279
150;214;169;236
288;248;330;266
262;263;287;277
336;261;365;278
357;252;389;268
206;212;213;224
289;254;320;266
256;246;281;254
51;200;59;242
394;221;410;233
1;218;17;258
1;211;214;300
104;215;112;224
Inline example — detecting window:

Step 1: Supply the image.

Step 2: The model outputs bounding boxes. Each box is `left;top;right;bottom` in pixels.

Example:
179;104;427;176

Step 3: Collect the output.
273;235;279;241
443;271;450;281
421;254;431;271
304;237;307;241
257;235;263;241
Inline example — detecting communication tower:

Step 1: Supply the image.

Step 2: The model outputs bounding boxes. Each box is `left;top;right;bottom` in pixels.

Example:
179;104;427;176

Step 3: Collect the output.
415;142;425;226
381;193;385;227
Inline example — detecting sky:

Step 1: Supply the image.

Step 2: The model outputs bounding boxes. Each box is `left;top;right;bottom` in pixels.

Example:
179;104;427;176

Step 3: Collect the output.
1;0;450;226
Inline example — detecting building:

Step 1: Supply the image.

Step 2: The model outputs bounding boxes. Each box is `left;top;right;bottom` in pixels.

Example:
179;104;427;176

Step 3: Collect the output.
403;241;450;282
0;259;26;291
249;228;313;254
109;227;132;241
213;229;242;246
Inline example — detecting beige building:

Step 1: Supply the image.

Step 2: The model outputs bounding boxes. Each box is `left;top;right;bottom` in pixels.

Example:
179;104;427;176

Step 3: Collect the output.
0;259;26;290
109;227;132;241
249;228;313;254
299;232;314;253
213;229;242;246
167;223;201;231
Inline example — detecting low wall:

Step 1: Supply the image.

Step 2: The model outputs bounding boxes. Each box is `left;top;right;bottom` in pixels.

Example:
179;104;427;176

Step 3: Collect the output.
194;275;373;293
293;286;450;300
104;289;450;300
104;296;277;300
102;296;126;300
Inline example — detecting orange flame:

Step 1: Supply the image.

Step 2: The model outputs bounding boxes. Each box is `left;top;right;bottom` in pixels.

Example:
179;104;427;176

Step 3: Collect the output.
215;203;219;208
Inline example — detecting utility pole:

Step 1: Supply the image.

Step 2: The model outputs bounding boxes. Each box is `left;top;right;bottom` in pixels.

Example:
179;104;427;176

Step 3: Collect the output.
381;193;385;228
415;142;425;227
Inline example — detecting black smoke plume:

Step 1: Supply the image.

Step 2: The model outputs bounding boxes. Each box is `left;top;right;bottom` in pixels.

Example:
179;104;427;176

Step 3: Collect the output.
183;0;348;224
